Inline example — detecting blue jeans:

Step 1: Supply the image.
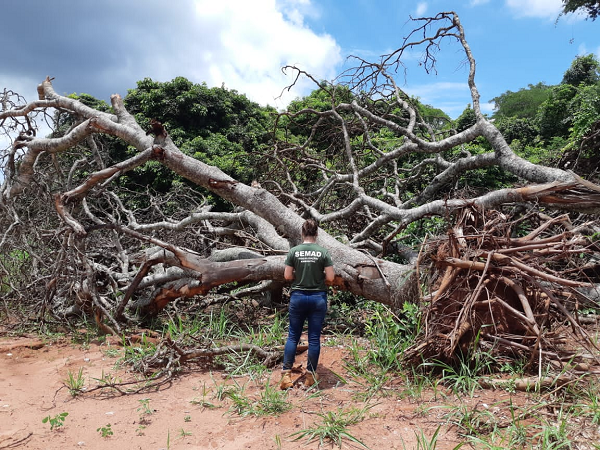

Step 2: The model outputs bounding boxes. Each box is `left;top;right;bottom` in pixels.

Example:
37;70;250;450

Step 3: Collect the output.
283;290;327;372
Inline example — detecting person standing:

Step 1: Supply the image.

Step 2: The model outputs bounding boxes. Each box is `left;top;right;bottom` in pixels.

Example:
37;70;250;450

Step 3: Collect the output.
280;219;335;389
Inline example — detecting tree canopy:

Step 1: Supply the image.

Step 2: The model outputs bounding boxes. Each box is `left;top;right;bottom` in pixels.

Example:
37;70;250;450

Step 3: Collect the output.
562;0;600;20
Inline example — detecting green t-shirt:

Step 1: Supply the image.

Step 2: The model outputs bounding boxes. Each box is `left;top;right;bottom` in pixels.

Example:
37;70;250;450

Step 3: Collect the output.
285;243;333;291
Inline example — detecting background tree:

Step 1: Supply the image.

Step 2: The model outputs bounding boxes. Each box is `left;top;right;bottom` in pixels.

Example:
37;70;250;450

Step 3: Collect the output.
562;54;600;86
490;83;551;120
561;0;600;20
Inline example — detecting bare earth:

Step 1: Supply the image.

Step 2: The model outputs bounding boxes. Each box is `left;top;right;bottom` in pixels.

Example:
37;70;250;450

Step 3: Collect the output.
0;335;523;450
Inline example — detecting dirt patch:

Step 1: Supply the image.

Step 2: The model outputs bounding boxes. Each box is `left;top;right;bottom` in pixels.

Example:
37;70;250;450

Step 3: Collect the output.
0;335;536;449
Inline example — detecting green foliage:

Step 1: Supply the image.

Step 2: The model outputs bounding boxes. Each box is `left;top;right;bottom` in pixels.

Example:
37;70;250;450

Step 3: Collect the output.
124;77;274;188
442;403;497;438
562;54;600;86
344;338;393;398
42;412;68;431
341;301;423;398
458;164;517;193
454;105;477;132
536;83;578;141
568;81;600;151
490;83;551;120
97;423;114;438
532;407;572;449
254;381;293;416
494;116;539;146
416;102;452;130
562;0;600;20
242;312;287;348
66;93;111;112
137;398;153;417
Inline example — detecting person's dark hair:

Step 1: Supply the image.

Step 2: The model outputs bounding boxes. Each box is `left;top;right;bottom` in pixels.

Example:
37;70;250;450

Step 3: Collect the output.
302;219;319;237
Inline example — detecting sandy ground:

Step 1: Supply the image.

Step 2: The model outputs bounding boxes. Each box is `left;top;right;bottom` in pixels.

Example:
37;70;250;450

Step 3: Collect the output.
0;334;522;450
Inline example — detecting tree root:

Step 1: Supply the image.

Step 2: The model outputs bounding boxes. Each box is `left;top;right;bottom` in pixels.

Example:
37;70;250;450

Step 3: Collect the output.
405;206;600;376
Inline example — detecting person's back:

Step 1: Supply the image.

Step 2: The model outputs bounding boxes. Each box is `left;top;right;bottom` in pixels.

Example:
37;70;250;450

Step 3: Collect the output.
280;219;334;389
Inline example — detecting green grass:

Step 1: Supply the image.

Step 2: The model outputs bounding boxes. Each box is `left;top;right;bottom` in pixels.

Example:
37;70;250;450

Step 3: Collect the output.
242;312;287;347
290;404;374;449
420;353;492;397
224;380;292;417
411;426;464;450
65;367;85;396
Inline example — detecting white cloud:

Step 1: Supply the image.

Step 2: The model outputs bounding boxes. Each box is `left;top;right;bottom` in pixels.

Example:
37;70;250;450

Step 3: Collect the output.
186;0;342;108
415;2;428;17
469;0;490;5
504;0;562;20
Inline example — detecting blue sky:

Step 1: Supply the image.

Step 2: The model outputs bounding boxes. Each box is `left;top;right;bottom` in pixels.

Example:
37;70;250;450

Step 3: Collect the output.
1;0;599;121
302;0;600;117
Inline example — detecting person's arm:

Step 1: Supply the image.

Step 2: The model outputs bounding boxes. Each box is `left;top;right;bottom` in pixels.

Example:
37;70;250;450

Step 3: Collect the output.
284;265;295;281
324;266;335;284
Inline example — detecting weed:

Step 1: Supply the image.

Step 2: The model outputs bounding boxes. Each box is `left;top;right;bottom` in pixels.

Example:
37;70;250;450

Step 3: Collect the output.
117;336;157;368
212;378;237;402
179;428;192;437
219;345;267;378
184;415;191;422
505;399;529;447
290;404;373;449
442;403;497;437
244;312;287;348
364;301;421;368
138;398;153;415
343;338;371;378
532;406;572;449
225;383;253;416
190;389;218;409
42;412;68;431
422;355;487;396
222;380;291;417
343;338;394;399
412;426;464;449
97;423;114;437
254;381;292;416
574;378;600;424
102;347;121;358
137;398;154;424
164;314;205;342
207;308;239;340
65;367;85;396
401;368;440;401
91;369;121;394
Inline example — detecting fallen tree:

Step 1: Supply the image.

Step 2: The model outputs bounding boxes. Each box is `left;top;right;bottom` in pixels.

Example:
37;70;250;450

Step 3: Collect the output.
1;11;600;370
